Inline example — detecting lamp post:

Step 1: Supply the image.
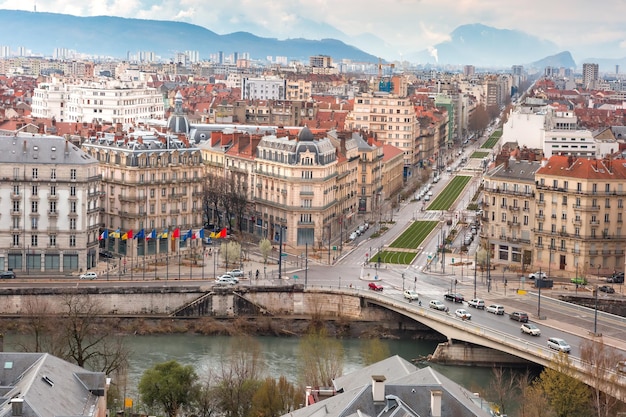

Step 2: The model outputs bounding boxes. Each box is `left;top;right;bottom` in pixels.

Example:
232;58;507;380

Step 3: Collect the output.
593;284;599;336
537;267;542;319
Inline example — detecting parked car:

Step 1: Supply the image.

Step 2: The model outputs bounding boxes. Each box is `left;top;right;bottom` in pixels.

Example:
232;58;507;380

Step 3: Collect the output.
403;290;419;300
0;271;16;279
429;300;448;312
528;271;547;280
79;271;97;280
509;311;529;322
486;304;505;315
349;232;358;241
99;250;114;259
607;272;624;283
228;269;244;278
599;285;615;294
424;195;430;201
571;277;587;285
521;323;541;336
547;337;571;353
468;298;485;309
443;292;464;303
217;274;238;283
455;309;472;320
368;282;384;291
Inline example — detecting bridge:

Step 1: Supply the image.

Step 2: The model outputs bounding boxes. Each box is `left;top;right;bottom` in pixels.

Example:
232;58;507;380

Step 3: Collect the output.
327;287;626;402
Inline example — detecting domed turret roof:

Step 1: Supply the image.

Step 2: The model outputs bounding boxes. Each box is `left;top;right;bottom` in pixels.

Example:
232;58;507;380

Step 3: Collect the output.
167;91;189;135
298;126;314;142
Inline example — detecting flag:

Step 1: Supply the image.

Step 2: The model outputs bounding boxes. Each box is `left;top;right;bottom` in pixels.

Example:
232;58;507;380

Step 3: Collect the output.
218;227;227;238
194;229;205;239
209;231;217;239
147;229;157;239
99;229;108;240
160;229;168;239
172;228;181;239
182;229;193;242
189;229;196;240
110;229;121;239
135;229;145;239
122;230;133;240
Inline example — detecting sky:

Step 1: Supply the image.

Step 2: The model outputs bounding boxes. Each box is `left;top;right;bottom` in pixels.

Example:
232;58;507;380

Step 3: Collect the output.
1;0;625;60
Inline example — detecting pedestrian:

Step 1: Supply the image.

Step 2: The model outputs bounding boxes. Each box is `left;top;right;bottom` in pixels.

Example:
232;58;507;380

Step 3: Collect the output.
255;269;259;280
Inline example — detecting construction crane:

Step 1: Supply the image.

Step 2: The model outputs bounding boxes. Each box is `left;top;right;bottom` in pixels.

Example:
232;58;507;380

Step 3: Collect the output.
378;58;395;93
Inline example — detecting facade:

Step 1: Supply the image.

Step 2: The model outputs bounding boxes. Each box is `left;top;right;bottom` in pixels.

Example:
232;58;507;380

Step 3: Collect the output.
583;63;599;89
481;160;541;271
82;134;204;259
0;134;101;274
346;92;422;170
533;156;626;277
241;76;287;100
31;79;164;124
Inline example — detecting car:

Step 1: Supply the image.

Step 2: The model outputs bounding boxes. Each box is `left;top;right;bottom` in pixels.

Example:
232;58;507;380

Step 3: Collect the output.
528;271;547;280
99;250;114;259
509;311;529;322
521;323;541;336
403;290;419;300
443;292;464;303
349;232;358;241
432;176;439;183
455;309;472;320
486;304;505;315
368;282;384;291
0;271;16;279
228;269;244;278
607;272;624;283
415;194;422;201
79;271;97;280
429;300;448;312
427;191;433;196
217;274;238;283
216;276;237;285
571;277;587;285
424;195;430;201
599;285;615;294
468;298;485;309
547;337;571;353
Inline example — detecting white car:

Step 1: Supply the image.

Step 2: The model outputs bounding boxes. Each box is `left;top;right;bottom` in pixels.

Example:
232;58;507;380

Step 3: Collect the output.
486;304;505;315
455;309;472;320
468;298;485;309
79;271;97;280
429;300;448;311
228;269;244;278
521;323;541;336
216;276;237;285
403;290;419;301
528;271;547;280
547;337;571;353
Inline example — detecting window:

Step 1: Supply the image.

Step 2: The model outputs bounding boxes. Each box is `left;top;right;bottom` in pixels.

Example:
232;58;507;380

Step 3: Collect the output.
70;186;76;196
69;235;76;247
575;227;580;237
31;218;38;230
32;185;38;195
49;235;56;247
150;189;155;198
50;185;56;196
70;201;77;213
13;185;19;195
605;198;610;208
562;196;567;205
70;169;76;180
49;201;56;213
592;183;597;194
31;201;38;213
13;201;20;213
31;235;38;247
605;213;610;223
51;168;56;180
13;234;19;246
551;224;556;233
161;188;166;197
32;168;38;179
619;199;624;209
523;215;529;226
70;218;76;230
501;212;506;222
577;182;582;192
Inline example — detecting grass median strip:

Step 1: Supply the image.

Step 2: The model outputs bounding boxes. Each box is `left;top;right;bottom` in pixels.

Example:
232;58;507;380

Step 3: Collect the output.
427;175;471;211
389;220;438;249
471;151;490;159
371;250;417;265
481;130;502;149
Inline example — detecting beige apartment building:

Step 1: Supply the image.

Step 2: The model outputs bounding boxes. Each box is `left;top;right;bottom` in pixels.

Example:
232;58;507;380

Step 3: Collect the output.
345;92;421;169
481;160;541;272
0;134;101;274
82;133;204;259
533;156;626;278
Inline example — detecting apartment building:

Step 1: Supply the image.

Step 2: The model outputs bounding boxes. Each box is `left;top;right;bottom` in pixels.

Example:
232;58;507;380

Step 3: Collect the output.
0;134;101;274
82;134;204;259
481;160;541;271
31;79;164;124
241;76;287;100
345;92;421;170
534;156;626;277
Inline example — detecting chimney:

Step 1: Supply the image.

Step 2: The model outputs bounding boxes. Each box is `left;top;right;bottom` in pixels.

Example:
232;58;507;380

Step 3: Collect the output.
430;389;442;417
10;398;24;417
371;375;386;402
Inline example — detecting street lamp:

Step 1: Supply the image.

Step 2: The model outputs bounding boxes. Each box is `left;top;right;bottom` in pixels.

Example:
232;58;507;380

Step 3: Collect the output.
593;284;599;336
537;267;543;319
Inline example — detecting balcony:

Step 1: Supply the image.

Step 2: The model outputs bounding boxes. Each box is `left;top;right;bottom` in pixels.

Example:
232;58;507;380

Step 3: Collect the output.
616;249;625;255
10;193;21;200
590;220;600;225
602;249;612;255
572;219;582;226
571;249;580;254
48;193;58;200
48;226;58;233
508;206;520;212
507;221;520;227
589;250;598;255
48;210;58;217
572;204;599;211
537;200;545;206
119;194;147;203
535;243;544;249
537;214;545;220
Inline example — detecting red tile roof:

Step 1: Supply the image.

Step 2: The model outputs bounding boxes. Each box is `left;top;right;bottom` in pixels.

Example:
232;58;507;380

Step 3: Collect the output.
537;155;626;180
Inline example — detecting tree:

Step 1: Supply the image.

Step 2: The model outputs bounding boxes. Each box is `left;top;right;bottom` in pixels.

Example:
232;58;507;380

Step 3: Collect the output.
138;360;198;417
580;337;624;417
468;104;489;133
523;383;555;417
213;336;265;417
486;367;517;416
226;173;249;232
298;327;344;387
221;241;242;271
536;352;591;417
259;239;272;264
250;376;299;417
360;339;390;366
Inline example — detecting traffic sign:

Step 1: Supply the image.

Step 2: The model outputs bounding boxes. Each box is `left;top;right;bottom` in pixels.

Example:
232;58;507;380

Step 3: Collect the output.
293;275;299;279
281;253;288;257
452;258;455;263
332;246;337;250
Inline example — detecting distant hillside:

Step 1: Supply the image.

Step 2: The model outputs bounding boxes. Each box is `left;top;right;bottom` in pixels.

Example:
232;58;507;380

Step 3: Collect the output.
408;23;561;67
529;51;577;71
0;9;379;63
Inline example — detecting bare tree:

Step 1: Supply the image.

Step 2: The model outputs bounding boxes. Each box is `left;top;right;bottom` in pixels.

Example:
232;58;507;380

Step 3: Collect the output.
226;173;249;232
580;337;624;417
298;327;344;387
468;104;489;133
203;173;227;228
486;367;517;416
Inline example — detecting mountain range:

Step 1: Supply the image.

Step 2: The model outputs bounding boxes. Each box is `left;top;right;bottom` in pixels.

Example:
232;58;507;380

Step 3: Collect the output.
0;9;624;70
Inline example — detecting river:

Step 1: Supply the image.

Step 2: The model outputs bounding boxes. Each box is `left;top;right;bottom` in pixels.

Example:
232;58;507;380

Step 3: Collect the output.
2;334;510;400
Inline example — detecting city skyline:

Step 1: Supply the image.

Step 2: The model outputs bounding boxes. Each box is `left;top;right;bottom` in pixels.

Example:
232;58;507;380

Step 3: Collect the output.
0;0;624;62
